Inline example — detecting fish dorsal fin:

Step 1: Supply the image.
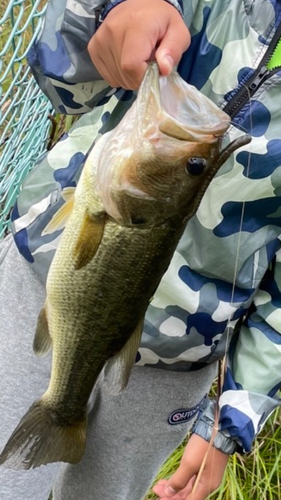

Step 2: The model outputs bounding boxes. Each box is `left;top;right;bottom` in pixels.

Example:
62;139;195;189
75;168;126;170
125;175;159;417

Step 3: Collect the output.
42;187;76;236
73;210;106;270
102;318;144;395
33;304;52;357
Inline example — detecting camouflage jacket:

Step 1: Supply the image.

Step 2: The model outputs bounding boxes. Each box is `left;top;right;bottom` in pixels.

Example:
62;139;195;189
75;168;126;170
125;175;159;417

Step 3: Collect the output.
11;0;281;454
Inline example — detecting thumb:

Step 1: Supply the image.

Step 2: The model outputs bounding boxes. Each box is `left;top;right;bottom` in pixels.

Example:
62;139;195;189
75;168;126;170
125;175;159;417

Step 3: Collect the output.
163;464;196;497
155;20;190;76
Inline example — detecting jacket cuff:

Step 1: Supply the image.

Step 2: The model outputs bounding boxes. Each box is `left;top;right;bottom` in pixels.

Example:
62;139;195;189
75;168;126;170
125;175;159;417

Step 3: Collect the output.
192;399;238;455
100;0;128;21
100;0;183;23
162;0;183;16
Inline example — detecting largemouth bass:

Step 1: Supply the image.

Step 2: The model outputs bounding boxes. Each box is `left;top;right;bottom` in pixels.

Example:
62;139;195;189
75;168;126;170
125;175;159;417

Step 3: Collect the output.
0;63;251;470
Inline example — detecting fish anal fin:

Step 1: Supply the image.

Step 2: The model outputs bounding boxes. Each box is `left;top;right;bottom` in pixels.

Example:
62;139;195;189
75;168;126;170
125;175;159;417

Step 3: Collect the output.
73;210;106;271
33;304;52;357
0;399;87;470
103;318;144;395
42;189;75;236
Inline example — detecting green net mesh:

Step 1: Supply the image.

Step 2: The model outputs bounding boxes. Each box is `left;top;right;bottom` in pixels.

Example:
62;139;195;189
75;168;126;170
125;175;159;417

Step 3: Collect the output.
0;0;52;239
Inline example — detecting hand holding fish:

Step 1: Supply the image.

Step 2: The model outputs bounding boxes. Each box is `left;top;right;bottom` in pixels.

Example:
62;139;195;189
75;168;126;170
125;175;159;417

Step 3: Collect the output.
152;434;229;500
88;0;190;89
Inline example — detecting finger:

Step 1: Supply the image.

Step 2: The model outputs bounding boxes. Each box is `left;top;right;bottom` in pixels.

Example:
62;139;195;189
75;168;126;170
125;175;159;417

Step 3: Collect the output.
163;434;212;496
185;451;228;500
185;472;222;500
118;27;156;88
109;46;135;89
101;28;141;89
153;479;168;488
163;465;197;497
152;481;170;497
152;487;186;500
185;480;213;500
89;33;135;89
153;478;194;499
155;21;190;76
152;494;185;500
88;37;123;87
91;54;121;88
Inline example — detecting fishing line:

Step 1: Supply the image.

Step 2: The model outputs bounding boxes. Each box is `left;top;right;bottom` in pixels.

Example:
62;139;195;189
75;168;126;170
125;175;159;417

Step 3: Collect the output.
191;85;253;499
213;84;253;494
224;84;253;369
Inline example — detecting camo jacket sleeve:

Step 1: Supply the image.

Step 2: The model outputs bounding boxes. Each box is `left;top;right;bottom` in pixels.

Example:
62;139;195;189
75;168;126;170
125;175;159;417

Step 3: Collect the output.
27;0;183;114
193;254;281;454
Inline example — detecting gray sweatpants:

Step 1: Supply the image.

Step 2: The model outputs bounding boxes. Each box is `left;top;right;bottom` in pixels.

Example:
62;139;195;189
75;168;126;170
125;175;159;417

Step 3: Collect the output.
0;235;216;500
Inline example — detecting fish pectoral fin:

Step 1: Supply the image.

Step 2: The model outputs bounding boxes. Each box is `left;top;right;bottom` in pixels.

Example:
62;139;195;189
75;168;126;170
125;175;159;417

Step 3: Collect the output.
73;210;106;270
42;188;76;236
33;304;52;357
0;398;87;470
102;318;144;395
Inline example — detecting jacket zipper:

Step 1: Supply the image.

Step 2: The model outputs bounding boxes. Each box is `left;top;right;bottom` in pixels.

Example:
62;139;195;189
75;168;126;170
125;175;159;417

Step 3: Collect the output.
223;21;281;119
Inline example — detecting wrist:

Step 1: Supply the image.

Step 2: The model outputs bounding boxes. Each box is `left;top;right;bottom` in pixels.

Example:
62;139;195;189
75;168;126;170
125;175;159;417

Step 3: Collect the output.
192;399;238;455
100;0;127;22
100;0;183;23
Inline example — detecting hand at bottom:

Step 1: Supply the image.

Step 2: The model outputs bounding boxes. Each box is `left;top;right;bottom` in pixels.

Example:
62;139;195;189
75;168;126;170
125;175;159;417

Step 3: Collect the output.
152;434;229;500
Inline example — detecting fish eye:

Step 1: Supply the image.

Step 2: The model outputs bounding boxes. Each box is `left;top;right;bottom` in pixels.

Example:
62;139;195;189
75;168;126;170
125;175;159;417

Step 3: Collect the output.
185;157;207;176
131;215;146;225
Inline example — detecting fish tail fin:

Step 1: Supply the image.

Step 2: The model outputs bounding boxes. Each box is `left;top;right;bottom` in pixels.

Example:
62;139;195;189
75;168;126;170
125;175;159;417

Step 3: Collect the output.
0;399;87;470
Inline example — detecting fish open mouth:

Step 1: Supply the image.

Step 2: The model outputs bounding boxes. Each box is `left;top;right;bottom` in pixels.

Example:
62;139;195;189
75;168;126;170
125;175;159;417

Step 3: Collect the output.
138;63;230;143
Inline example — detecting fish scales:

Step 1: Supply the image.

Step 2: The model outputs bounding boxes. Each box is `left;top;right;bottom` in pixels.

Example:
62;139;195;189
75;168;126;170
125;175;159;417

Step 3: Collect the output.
46;207;186;414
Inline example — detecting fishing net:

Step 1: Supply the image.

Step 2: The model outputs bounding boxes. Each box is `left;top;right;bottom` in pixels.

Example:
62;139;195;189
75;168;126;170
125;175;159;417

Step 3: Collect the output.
0;0;52;239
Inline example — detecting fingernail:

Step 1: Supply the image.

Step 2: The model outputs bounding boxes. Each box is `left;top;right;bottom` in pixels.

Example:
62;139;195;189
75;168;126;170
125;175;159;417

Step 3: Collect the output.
163;55;174;73
164;485;177;496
